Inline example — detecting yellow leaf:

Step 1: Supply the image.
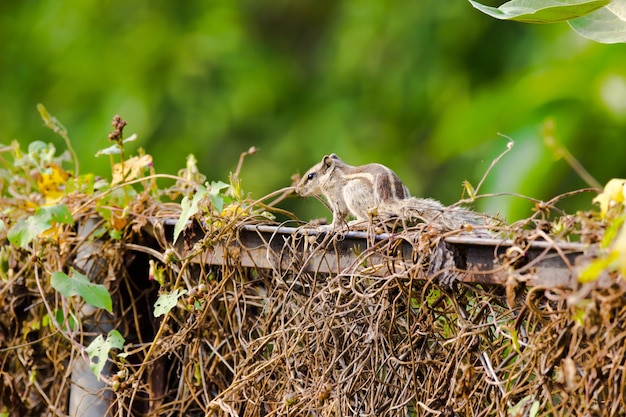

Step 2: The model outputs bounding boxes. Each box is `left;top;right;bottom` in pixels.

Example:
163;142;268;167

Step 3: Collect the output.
593;178;626;219
37;163;71;205
112;155;153;184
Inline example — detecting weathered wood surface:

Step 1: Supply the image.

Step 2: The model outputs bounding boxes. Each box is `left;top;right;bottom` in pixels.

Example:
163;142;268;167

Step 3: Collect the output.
177;223;587;288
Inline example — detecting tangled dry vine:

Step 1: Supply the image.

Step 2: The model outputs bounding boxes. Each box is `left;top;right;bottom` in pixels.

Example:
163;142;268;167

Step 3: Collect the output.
1;114;625;416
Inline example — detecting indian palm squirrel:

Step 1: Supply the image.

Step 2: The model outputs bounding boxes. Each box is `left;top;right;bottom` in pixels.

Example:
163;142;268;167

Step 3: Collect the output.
295;154;491;234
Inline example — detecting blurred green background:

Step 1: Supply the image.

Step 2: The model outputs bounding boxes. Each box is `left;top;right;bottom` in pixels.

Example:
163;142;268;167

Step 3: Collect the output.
1;1;625;223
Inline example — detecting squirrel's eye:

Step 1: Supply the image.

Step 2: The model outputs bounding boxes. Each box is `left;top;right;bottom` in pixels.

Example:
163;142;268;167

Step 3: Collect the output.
307;173;316;181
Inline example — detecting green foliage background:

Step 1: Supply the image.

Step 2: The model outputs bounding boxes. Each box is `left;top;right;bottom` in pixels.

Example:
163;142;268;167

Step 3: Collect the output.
1;1;625;222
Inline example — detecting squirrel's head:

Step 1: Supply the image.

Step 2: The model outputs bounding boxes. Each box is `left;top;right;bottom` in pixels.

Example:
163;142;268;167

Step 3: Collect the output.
295;154;342;197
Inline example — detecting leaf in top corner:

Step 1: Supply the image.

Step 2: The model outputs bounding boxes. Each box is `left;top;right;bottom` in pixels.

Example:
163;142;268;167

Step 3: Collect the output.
569;0;626;43
469;0;611;23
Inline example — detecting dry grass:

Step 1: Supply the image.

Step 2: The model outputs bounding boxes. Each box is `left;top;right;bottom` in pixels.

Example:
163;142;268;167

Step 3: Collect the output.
3;200;623;417
0;133;622;416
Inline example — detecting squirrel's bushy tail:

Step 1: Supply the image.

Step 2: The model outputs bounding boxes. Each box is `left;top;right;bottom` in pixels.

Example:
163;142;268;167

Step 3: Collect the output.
380;197;494;235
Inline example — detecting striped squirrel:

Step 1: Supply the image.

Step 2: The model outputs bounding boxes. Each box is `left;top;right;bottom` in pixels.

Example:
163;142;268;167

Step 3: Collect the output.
295;154;491;233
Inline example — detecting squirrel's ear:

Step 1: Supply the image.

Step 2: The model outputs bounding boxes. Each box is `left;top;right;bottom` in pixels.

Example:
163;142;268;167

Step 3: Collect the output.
323;154;341;167
322;154;336;168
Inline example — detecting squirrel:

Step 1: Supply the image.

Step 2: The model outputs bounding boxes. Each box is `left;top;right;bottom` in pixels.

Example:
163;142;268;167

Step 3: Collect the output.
295;154;492;234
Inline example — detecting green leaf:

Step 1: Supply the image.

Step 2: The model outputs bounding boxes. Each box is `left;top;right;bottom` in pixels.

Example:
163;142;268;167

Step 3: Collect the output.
95;143;120;156
8;216;50;248
154;288;187;317
41;204;74;224
7;204;74;248
66;173;96;194
209;180;229;213
85;330;125;380
569;0;626;43
209;194;225;214
209;180;230;193
94;134;138;156
28;140;51;158
109;229;123;240
173;185;208;243
469;0;611;23
51;268;113;313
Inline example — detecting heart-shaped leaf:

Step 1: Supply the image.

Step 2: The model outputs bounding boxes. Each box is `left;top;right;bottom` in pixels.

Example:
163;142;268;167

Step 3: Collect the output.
51;268;112;313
